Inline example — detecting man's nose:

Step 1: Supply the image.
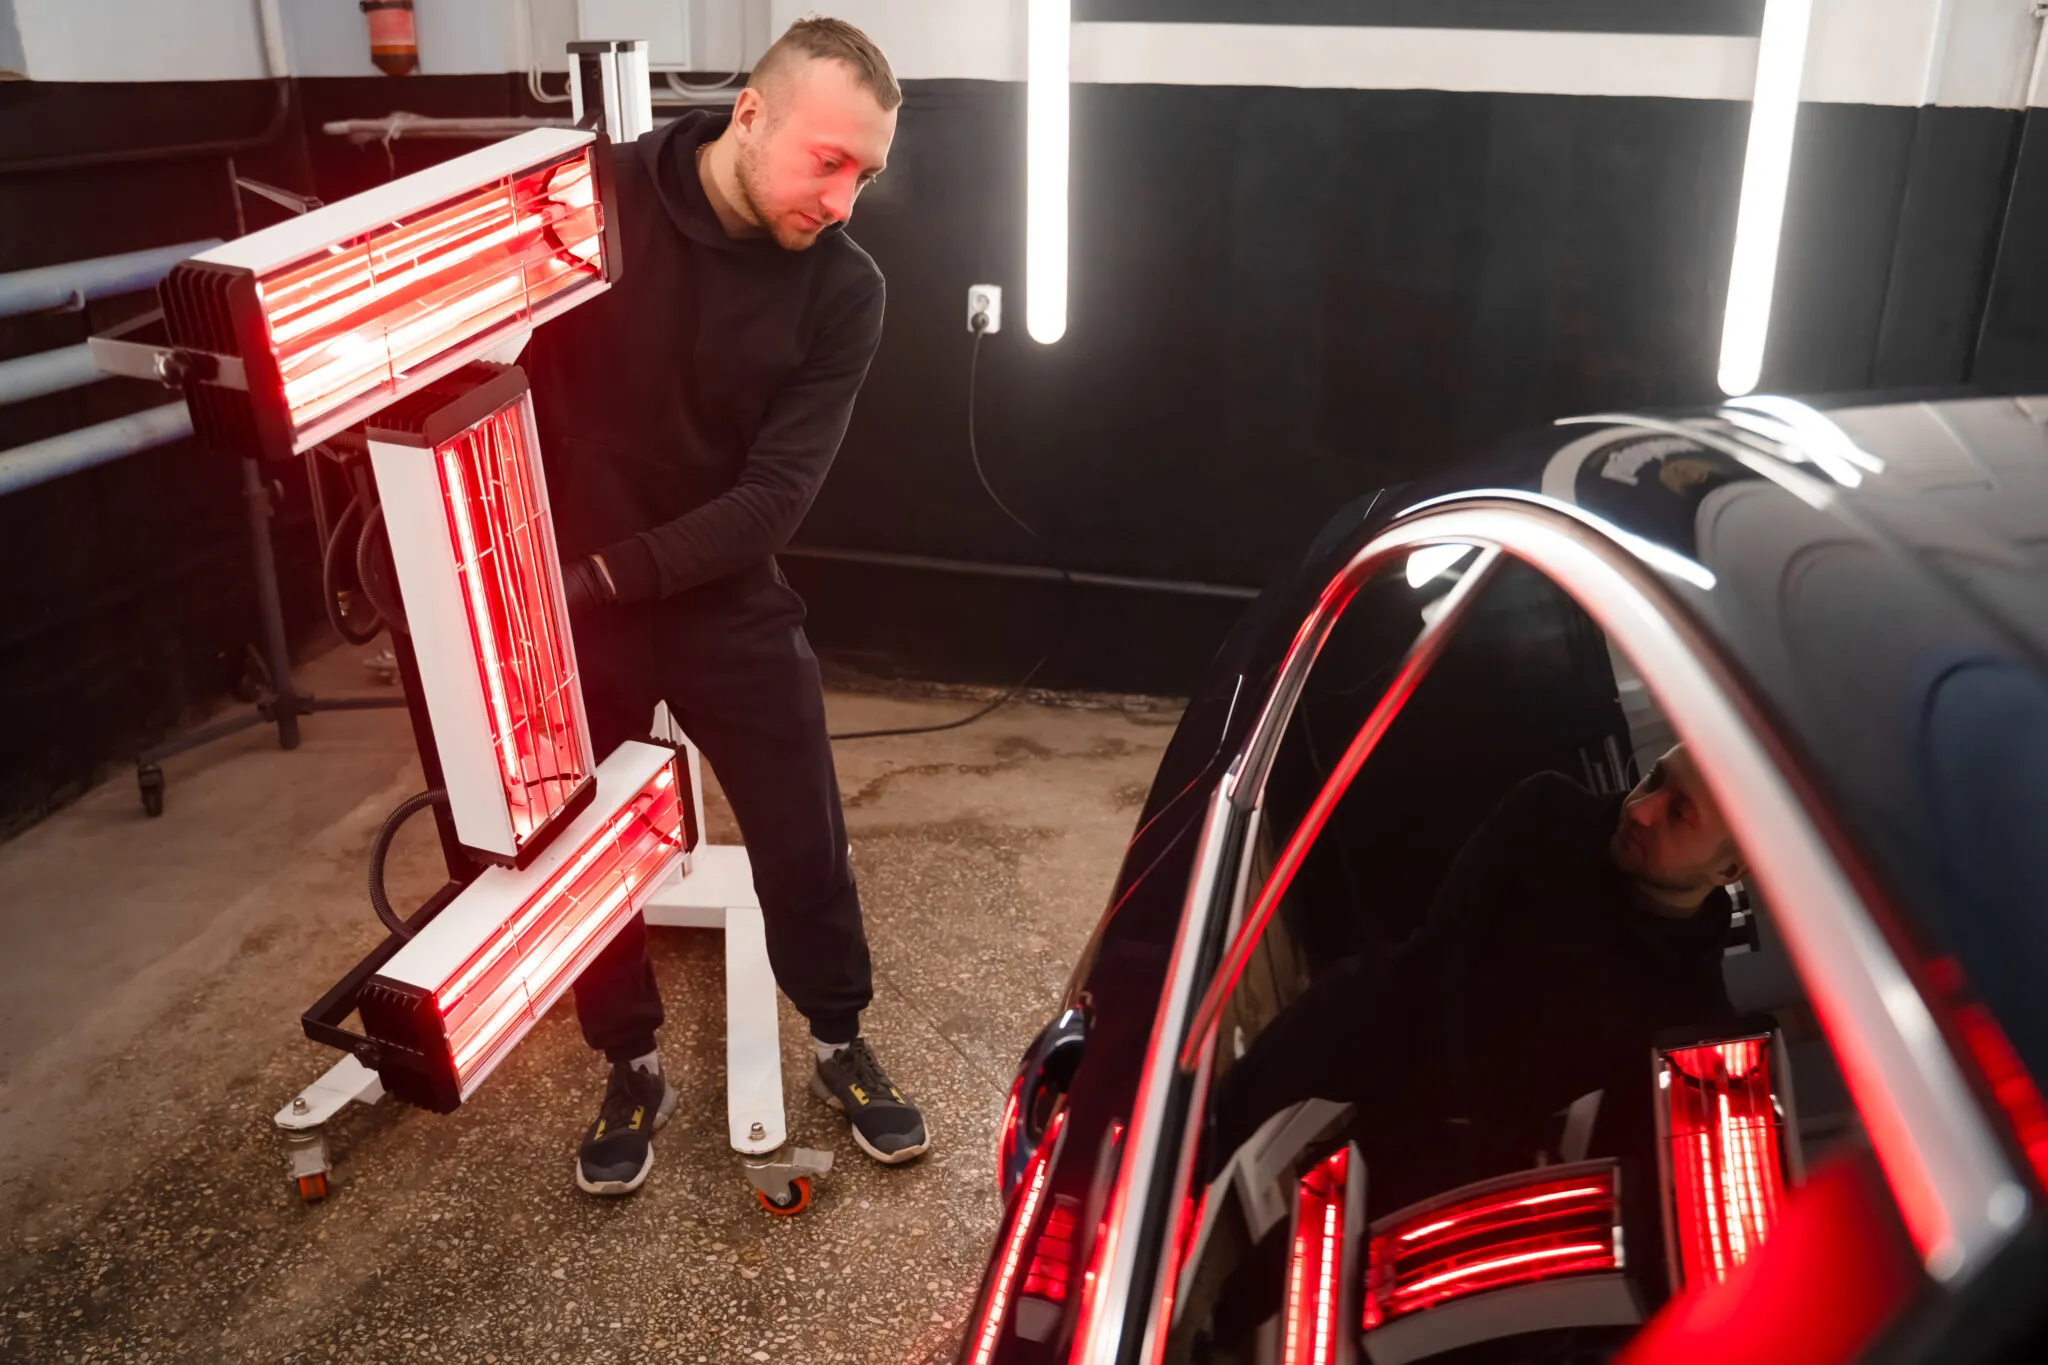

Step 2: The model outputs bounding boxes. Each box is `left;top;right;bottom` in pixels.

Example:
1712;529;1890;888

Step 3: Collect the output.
819;174;857;223
1628;789;1664;826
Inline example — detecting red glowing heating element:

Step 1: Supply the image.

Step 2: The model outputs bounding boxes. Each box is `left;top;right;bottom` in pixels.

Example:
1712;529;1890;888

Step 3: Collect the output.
1662;1037;1788;1287
1286;1148;1352;1365
257;149;604;435
1021;1198;1080;1303
970;1109;1068;1365
436;394;590;847
1363;1167;1620;1331
437;762;683;1091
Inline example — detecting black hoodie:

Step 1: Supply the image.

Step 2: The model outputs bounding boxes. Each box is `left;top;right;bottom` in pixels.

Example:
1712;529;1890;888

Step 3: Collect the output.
525;111;885;607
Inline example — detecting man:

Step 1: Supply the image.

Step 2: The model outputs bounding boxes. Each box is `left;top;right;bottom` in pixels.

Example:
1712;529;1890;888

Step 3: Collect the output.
525;17;926;1196
1214;743;1746;1165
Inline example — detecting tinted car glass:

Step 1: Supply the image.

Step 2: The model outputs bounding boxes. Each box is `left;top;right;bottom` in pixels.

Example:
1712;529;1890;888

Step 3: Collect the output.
1167;556;1911;1365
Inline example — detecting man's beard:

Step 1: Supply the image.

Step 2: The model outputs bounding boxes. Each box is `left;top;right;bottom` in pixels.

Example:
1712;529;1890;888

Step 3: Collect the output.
734;146;822;252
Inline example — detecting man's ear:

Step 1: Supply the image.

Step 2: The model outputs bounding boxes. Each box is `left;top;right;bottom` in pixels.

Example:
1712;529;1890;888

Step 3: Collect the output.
731;86;764;135
1715;858;1748;888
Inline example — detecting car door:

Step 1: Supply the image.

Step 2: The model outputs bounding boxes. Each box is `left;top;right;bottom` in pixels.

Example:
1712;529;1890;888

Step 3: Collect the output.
1072;499;2043;1365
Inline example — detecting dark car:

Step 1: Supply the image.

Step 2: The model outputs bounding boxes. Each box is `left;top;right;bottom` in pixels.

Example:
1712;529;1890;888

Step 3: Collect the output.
958;393;2048;1365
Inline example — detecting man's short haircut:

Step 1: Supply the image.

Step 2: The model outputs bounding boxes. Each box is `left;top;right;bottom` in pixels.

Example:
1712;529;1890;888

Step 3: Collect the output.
749;15;902;112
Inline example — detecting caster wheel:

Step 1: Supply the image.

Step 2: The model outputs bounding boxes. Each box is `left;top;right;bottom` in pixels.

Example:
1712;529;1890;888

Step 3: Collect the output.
755;1177;811;1216
296;1172;328;1202
138;764;165;818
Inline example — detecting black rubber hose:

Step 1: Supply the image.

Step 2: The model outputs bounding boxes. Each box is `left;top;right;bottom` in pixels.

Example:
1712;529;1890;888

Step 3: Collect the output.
321;493;384;645
828;649;1057;742
830;566;1077;742
355;500;409;634
368;789;449;941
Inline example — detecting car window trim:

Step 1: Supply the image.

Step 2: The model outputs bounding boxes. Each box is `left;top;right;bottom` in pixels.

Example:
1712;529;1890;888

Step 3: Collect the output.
1179;546;1505;1069
1071;776;1244;1365
1079;535;1504;1365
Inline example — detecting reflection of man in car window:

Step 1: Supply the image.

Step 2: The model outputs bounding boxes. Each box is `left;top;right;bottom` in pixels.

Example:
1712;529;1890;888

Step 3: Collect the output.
1215;744;1747;1181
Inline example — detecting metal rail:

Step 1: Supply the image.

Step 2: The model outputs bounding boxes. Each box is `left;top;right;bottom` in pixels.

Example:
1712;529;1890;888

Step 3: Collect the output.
0;402;192;497
0;240;220;319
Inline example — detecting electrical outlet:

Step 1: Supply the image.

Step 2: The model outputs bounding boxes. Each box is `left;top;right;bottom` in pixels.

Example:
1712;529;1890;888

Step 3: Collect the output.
967;284;1002;335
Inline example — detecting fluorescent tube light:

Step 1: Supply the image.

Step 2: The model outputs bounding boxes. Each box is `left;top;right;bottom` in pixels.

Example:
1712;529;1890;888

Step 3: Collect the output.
1717;0;1813;398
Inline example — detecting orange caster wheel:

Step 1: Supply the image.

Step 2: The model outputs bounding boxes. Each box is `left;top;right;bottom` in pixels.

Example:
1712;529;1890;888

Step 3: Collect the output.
755;1176;811;1216
296;1172;329;1202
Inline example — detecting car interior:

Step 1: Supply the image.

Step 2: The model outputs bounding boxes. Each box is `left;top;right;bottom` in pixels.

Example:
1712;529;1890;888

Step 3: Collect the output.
1165;551;1878;1365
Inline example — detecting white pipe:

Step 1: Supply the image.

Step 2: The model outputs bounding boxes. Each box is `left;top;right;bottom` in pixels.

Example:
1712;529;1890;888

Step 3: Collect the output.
254;0;290;80
1717;0;1814;398
322;114;577;144
0;241;222;320
2028;8;2048;111
1917;0;1957;107
1027;0;1071;345
520;0;575;104
513;0;534;77
0;345;102;407
0;403;193;498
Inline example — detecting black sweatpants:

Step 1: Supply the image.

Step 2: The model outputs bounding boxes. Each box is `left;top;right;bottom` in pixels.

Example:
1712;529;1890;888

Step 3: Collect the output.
568;571;872;1063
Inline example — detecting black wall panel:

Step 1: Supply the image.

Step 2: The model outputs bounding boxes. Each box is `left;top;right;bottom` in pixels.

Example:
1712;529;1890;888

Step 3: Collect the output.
822;82;1763;592
300;73;531;200
0;72;2035;834
1977;108;2048;390
1760;101;1918;393
0;81;326;839
1875;106;2022;386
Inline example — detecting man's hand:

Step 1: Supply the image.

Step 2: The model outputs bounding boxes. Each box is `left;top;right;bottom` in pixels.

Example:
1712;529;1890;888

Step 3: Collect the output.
560;553;617;614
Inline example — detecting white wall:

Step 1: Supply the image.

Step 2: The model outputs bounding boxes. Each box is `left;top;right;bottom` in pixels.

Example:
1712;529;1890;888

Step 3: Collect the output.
1077;0;2045;107
521;0;766;73
284;0;524;78
766;0;1024;82
800;0;2044;107
1936;0;2048;107
7;0;271;81
1805;0;2045;106
0;0;524;80
0;1;25;77
2;0;2039;108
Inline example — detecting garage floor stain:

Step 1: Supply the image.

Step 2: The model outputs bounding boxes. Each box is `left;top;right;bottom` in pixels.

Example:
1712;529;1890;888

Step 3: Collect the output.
0;643;1178;1364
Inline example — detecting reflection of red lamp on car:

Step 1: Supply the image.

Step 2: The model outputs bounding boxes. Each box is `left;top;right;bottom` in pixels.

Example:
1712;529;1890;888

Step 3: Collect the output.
1357;1159;1635;1364
1285;1147;1356;1365
1617;1152;1919;1365
1655;1029;1797;1290
1365;1166;1623;1326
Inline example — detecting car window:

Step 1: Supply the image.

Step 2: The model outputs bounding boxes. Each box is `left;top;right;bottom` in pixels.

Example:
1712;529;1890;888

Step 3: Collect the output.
1181;546;1482;1095
1164;555;1921;1365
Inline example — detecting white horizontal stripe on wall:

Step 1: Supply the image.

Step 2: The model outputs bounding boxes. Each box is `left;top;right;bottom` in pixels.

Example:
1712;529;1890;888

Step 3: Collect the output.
1069;14;2045;106
1070;23;1763;100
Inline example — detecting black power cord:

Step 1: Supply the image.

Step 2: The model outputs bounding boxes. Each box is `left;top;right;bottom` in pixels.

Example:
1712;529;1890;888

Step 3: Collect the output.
828;313;1076;742
355;500;409;634
321;492;385;645
965;326;1040;542
368;788;449;941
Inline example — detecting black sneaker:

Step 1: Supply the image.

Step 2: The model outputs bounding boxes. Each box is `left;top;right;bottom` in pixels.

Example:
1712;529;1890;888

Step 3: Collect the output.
575;1062;678;1195
810;1037;930;1165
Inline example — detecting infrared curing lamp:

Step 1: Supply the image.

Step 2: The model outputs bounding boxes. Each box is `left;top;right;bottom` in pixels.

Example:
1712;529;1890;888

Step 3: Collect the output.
118;120;830;1212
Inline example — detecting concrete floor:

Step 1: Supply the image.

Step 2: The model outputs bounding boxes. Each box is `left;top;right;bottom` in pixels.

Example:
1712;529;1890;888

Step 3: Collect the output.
0;641;1178;1364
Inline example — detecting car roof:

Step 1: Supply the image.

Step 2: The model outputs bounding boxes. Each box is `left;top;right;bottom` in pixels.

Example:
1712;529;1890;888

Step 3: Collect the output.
1378;391;2048;1073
